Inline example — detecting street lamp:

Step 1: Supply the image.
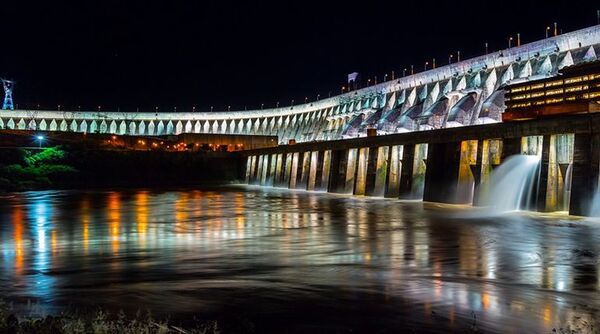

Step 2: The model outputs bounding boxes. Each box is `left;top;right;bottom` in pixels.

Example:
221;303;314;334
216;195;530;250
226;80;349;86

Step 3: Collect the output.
508;37;513;48
546;26;551;38
36;135;44;148
403;68;407;77
449;54;454;64
424;62;429;71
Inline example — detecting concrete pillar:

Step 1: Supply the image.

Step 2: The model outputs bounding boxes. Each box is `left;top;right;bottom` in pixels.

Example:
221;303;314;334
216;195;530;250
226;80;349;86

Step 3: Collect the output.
345;148;358;194
320;150;332;191
267;154;277;186
289;152;299;189
536;135;552;212
364;146;389;197
423;142;461;204
307;151;319;191
457;140;478;204
283;153;293;188
570;133;600;216
354;147;369;195
260;155;270;186
255;155;264;185
245;157;252;184
297;151;310;189
385;145;403;198
398;144;415;199
274;153;285;187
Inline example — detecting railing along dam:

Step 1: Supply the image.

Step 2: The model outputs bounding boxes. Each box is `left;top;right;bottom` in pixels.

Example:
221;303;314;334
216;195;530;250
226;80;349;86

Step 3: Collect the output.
242;113;600;216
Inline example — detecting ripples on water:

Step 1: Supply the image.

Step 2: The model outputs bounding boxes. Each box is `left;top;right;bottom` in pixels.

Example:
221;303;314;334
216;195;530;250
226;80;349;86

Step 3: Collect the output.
1;186;600;332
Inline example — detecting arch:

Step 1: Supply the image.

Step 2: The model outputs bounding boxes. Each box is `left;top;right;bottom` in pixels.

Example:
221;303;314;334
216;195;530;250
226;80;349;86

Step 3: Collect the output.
28;119;37;130
70;120;78;132
80;120;88;133
148;121;156;135
175;120;183;134
128;121;136;135
100;120;108;133
166;120;174;134
184;120;193;133
194;120;201;133
138;121;146;135
156;121;165;135
118;121;127;134
109;120;117;134
203;120;210;133
89;121;98;133
39;119;47;131
60;119;68;131
7;118;15;129
211;120;219;133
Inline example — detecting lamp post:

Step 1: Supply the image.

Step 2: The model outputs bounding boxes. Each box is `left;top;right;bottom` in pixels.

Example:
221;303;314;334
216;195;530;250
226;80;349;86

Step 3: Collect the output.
424;62;429;71
546;26;551;38
508;36;513;48
37;135;44;148
411;65;414;75
403;68;407;77
449;54;453;64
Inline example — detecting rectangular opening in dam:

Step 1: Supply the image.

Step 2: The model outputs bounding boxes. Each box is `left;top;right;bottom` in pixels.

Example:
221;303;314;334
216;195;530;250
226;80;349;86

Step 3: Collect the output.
545;133;575;212
457;140;478;204
354;147;369;195
385;145;403;198
411;144;428;199
345;148;358;194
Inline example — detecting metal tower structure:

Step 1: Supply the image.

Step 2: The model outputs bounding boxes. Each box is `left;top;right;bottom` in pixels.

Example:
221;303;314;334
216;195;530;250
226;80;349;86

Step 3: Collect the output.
2;79;14;110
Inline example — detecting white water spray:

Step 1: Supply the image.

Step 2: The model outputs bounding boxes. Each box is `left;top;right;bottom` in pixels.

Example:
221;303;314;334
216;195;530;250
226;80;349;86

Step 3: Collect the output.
478;155;541;213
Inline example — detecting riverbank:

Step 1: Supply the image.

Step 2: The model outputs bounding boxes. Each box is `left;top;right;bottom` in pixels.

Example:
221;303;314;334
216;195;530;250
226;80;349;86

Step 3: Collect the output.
0;146;243;191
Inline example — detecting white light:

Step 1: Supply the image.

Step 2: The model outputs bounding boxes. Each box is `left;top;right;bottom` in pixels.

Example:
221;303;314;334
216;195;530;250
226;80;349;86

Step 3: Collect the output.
37;136;44;141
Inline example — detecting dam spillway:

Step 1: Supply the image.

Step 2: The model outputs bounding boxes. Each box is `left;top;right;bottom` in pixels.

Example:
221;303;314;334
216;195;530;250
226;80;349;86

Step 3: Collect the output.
241;112;600;216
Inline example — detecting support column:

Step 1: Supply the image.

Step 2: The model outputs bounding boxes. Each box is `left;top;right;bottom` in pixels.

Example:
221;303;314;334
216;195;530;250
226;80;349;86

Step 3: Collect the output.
289;152;299;189
423;142;462;204
570;133;600;215
345;148;358;194
354;147;369;195
471;140;484;205
307;151;319;191
320;150;332;191
283;153;293;188
398;144;415;199
385;145;402;198
297;151;310;189
536;135;552;212
244;156;252;184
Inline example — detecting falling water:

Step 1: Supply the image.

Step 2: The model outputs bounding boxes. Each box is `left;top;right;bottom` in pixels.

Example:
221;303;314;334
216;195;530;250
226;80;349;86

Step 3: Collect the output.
562;163;573;211
478;155;541;213
590;188;600;217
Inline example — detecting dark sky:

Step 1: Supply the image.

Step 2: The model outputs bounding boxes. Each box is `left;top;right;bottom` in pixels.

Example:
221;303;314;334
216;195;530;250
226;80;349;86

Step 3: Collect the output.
3;0;599;112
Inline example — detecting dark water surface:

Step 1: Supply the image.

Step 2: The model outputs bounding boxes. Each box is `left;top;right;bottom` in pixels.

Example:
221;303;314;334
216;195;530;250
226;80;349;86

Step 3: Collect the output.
1;186;600;333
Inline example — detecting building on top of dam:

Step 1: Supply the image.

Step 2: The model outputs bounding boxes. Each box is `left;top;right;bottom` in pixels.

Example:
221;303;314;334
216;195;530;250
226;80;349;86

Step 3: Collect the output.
2;25;600;143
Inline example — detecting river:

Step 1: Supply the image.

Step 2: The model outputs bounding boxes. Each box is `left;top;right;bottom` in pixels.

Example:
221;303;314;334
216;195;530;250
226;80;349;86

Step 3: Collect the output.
0;186;599;333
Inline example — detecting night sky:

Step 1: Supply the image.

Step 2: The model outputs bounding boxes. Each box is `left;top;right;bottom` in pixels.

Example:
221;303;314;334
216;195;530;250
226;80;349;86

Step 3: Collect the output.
3;0;599;112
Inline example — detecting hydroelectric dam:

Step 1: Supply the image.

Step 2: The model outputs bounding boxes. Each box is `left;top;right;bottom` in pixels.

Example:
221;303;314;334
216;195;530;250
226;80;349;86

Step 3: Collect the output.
3;25;600;215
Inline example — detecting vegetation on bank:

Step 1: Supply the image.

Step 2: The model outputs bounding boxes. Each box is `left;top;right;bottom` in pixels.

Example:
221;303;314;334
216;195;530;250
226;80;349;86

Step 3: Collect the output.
0;301;222;334
0;146;242;192
0;147;77;191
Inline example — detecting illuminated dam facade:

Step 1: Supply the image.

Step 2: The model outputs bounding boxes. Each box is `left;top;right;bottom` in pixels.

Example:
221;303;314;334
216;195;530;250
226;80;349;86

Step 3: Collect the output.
2;25;600;143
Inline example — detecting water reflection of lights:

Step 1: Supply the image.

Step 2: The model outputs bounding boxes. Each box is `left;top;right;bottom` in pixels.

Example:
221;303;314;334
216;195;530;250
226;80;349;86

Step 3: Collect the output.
0;189;599;332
